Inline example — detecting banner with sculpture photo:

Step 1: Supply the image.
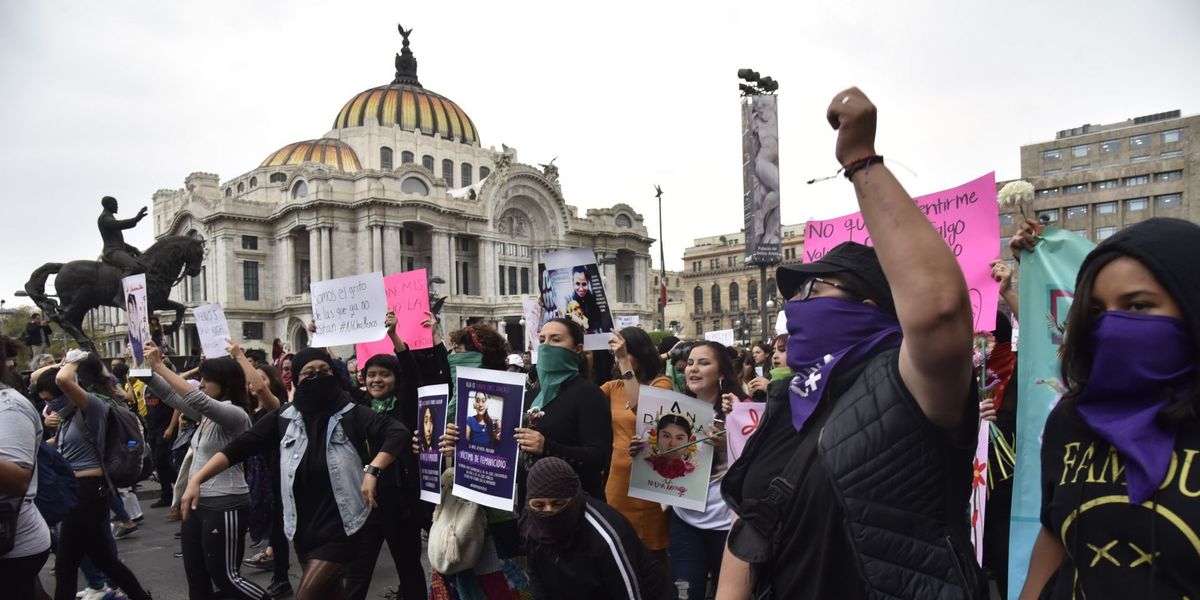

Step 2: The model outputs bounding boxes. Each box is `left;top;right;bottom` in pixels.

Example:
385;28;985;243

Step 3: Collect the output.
309;272;388;347
452;367;525;511
417;384;448;504
538;248;615;350
628;386;718;511
121;274;152;377
742;94;781;264
1006;228;1094;597
803;172;1001;332
355;269;432;363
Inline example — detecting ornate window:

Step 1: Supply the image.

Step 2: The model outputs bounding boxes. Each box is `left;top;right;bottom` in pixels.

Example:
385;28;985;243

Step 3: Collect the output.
249;177;257;188
291;180;308;199
461;163;473;187
400;177;429;196
480;166;491;180
694;286;704;312
729;282;740;310
236;182;244;193
615;213;633;228
224;188;232;198
442;159;454;187
269;172;287;183
401;151;414;164
422;155;435;172
711;284;722;313
380;147;394;170
748;279;758;307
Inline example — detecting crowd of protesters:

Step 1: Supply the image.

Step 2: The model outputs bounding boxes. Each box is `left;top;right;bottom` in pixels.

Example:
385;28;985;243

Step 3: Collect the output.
0;86;1197;600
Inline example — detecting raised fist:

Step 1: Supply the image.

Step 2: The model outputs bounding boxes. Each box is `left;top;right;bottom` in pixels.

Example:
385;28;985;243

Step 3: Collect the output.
826;87;878;168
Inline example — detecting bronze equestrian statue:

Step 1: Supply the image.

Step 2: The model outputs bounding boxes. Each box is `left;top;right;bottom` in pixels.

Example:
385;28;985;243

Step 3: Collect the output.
23;197;205;353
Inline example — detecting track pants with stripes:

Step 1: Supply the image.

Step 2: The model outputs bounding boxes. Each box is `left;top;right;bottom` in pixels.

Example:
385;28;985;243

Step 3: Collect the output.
180;505;269;600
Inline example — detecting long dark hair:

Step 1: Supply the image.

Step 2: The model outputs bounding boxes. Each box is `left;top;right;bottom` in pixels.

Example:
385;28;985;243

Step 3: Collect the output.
0;335;24;392
198;356;253;416
255;363;288;405
545;317;590;379
685;341;747;401
615;327;664;384
1060;253;1200;424
76;353;118;399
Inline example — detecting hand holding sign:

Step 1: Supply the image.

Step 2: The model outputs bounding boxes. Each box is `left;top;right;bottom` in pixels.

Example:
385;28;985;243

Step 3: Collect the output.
194;304;231;358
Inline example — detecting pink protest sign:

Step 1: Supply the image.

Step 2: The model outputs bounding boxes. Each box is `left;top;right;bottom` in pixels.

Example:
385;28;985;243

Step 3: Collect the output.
355;269;432;362
803;172;1000;332
726;401;765;464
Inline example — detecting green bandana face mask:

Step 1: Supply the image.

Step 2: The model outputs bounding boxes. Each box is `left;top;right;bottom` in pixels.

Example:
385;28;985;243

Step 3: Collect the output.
769;366;793;382
371;395;397;414
447;351;483;420
531;344;581;411
667;363;687;394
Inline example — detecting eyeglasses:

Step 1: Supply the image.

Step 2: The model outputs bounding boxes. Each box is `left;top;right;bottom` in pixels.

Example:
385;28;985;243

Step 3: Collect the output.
797;277;862;301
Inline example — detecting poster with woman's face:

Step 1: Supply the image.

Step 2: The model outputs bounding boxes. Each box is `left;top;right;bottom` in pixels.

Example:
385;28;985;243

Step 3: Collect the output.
627;386;716;511
416;384;448;504
538;248;615;350
452;367;526;512
121;273;151;376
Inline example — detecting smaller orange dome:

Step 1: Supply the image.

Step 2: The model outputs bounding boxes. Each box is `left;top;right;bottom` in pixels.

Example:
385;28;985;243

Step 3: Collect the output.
260;139;362;172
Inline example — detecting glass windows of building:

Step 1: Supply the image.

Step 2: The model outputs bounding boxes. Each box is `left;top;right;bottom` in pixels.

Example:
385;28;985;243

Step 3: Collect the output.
1093;179;1118;191
999;213;1015;227
1066;205;1088;220
1099;139;1120;153
1071;145;1090;158
1066;183;1088;194
1161;150;1184;158
1131;155;1152;163
1124;175;1150;186
1095;226;1116;241
1036;209;1059;223
1036;187;1060;198
1130;134;1151;149
1155;170;1183;183
1155;193;1182;209
1044;168;1063;176
1126;197;1149;212
1095;202;1117;215
1161;129;1182;144
1043;149;1062;161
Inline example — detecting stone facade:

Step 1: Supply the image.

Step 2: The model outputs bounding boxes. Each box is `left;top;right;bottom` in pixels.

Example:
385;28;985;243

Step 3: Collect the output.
680;223;805;341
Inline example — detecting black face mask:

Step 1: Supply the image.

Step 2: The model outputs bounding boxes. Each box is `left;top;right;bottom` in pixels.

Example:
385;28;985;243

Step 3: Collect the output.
519;490;585;546
292;372;342;415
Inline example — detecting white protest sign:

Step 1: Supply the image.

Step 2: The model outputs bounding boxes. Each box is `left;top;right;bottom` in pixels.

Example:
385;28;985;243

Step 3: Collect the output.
774;310;787;335
194;304;231;358
704;329;736;347
309;272;389;347
616;315;640;330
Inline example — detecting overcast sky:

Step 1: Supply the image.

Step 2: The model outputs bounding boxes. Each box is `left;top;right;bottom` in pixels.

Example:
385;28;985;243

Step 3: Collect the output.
1;0;1197;309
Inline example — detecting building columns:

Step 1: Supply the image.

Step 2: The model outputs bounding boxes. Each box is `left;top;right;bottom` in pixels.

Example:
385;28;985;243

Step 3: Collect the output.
371;225;384;272
320;227;333;279
278;234;294;298
309;227;323;284
430;231;450;289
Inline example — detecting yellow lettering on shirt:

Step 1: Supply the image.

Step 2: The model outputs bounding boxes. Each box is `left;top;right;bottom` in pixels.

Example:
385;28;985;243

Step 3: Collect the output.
1061;442;1082;486
1178;449;1200;498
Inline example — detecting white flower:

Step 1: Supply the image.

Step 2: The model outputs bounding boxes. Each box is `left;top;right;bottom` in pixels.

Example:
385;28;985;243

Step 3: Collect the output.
997;180;1034;213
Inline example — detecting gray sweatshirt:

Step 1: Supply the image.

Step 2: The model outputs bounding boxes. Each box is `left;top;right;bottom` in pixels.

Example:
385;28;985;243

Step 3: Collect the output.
147;374;251;502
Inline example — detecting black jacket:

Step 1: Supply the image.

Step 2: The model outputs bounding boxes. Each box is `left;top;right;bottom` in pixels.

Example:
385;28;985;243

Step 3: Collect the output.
527;497;671;600
22;322;52;346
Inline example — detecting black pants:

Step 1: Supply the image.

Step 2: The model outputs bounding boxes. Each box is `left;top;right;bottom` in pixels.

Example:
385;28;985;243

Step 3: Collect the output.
149;428;177;503
180;505;268;600
342;509;426;600
54;478;149;600
269;463;290;586
0;548;50;599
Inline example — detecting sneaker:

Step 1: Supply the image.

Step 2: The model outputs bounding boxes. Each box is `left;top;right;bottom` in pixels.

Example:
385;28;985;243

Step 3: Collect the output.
266;581;293;598
149;498;171;509
76;587;111;600
112;523;139;540
132;514;144;523
244;551;273;570
165;508;182;521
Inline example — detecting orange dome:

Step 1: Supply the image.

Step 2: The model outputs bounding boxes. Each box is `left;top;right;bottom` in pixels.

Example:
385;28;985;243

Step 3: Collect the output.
260;139;362;172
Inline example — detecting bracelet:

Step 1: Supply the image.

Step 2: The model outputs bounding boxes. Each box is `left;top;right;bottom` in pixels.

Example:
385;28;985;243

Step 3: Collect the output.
843;155;884;180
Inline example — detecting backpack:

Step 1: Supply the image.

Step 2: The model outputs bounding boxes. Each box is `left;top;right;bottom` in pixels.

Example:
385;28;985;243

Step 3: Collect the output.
34;441;77;525
426;467;486;575
63;395;147;489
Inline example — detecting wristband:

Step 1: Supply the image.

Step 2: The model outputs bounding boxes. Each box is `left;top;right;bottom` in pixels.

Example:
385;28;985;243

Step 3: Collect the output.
843;155;884;180
363;464;382;477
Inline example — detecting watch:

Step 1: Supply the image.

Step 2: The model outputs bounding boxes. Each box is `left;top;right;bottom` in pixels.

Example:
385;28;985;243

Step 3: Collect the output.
620;369;635;380
363;464;382;477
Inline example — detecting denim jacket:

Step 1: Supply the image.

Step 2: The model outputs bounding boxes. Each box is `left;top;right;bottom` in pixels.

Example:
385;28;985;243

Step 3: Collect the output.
278;403;368;539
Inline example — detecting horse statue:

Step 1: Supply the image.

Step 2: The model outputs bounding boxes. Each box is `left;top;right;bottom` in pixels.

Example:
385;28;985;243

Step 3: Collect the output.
23;235;205;352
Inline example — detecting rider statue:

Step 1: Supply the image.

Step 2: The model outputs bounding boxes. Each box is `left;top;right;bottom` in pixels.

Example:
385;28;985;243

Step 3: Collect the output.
98;196;150;277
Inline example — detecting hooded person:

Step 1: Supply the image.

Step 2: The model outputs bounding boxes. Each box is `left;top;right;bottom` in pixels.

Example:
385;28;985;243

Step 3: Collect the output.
718;88;984;599
521;457;671;600
1022;218;1200;600
183;345;411;599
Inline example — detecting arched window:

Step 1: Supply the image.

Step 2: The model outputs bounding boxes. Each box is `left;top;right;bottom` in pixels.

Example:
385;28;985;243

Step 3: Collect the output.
729;282;740;310
461;163;473;187
711;284;722;313
269;172;287;183
249;176;258;188
236;182;244;193
421;155;435;173
380;146;394;170
400;177;429;196
479;166;491;180
291;180;308;199
401;151;414;165
224;187;232;198
615;213;633;228
766;277;777;301
694;286;704;313
442;159;454;187
748;279;758;307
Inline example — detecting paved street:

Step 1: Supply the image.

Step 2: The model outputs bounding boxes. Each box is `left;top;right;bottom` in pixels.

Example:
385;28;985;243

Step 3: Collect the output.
39;492;425;599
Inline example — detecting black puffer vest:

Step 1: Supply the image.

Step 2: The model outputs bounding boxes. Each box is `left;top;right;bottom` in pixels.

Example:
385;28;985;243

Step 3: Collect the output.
819;347;984;599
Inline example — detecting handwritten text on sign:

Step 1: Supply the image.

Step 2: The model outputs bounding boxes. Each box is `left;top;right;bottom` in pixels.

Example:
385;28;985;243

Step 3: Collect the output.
194;303;231;358
355;269;433;362
803;172;1000;331
310;272;388;347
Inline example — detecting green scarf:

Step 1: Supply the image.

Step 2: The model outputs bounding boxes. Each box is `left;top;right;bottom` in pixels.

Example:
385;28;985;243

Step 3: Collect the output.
769;366;793;382
531;345;581;411
666;363;687;394
446;351;483;421
371;394;397;414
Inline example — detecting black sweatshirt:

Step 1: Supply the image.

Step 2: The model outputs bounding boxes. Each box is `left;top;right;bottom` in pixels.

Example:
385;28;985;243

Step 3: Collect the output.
526;376;612;502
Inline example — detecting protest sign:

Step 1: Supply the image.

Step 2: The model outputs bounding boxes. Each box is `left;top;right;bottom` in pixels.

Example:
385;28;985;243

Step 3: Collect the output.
704;329;735;347
803;172;1001;332
121;274;151;377
355;269;432;362
194;303;231;358
616;315;640;330
970;419;989;565
1008;228;1093;595
309;272;388;347
452;367;526;511
539;248;615;350
417;384;448;504
774;310;787;336
726;401;765;464
628;386;717;511
522;298;541;362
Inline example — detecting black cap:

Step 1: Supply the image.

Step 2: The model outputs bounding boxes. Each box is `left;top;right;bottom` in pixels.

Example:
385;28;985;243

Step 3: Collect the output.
776;242;895;314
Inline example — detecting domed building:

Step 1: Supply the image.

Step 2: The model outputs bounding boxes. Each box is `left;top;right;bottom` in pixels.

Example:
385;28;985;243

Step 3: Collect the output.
142;27;655;354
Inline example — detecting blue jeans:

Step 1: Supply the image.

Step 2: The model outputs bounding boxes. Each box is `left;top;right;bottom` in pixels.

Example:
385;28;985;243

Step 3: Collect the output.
669;511;728;600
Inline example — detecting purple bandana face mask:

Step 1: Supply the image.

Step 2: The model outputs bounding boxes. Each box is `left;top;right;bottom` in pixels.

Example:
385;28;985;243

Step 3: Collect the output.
785;297;903;431
1076;311;1197;505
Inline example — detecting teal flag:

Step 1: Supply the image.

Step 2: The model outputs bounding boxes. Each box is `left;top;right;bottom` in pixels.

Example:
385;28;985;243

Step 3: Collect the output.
1007;228;1094;598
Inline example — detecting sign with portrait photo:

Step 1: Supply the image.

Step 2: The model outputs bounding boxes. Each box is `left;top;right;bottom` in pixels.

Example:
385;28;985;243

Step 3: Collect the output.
538;248;616;350
416;384;448;504
628;386;717;511
451;367;526;511
121;274;151;377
